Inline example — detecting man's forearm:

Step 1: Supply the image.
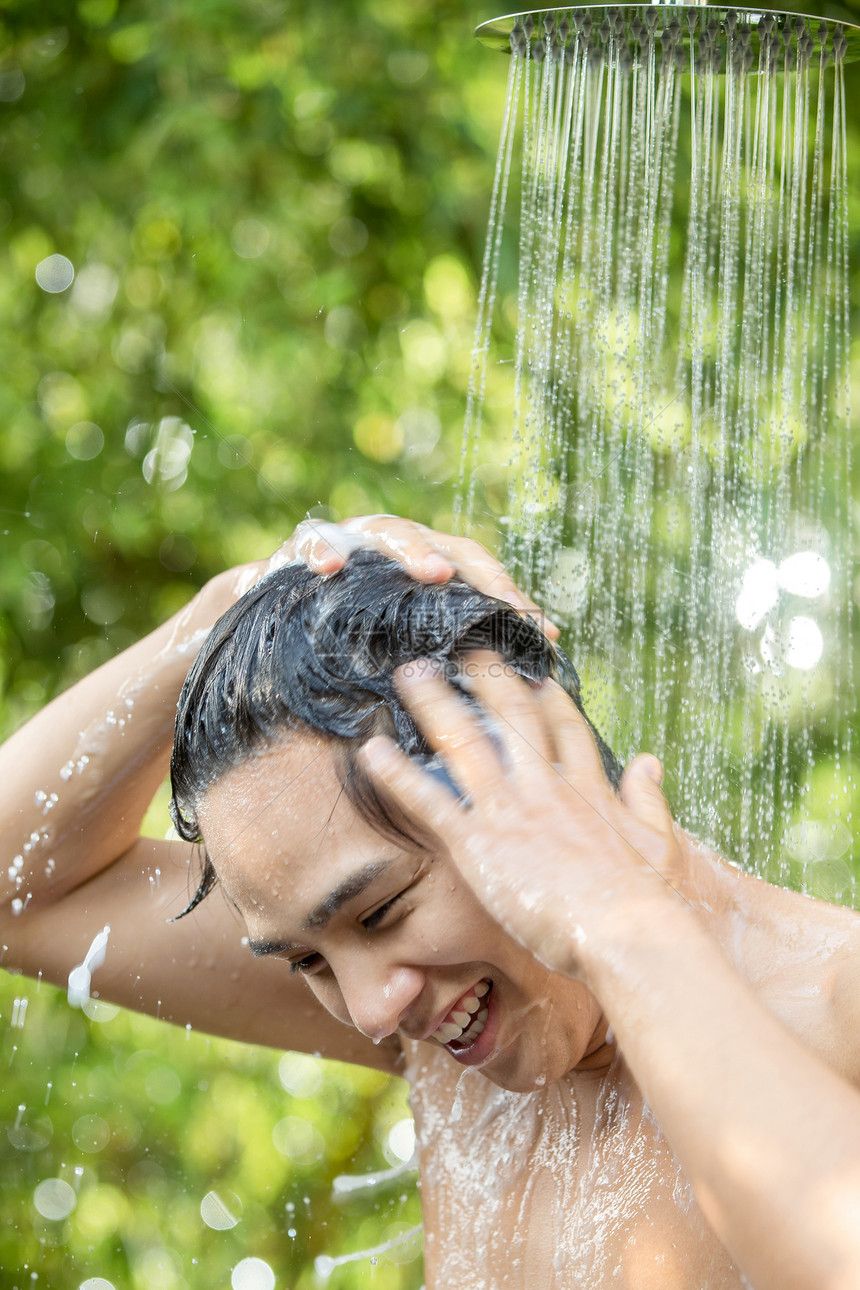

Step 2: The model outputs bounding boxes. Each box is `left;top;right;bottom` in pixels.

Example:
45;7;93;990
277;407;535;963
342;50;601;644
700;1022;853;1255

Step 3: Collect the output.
583;896;860;1290
0;562;262;912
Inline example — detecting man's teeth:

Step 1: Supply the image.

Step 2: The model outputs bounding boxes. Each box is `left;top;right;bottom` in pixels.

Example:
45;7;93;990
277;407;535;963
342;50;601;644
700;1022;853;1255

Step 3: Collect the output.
432;981;491;1046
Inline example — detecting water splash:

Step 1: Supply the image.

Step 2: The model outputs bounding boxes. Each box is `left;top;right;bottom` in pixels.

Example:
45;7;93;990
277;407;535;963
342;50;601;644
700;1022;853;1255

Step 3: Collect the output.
67;925;111;1010
313;1223;423;1281
332;1157;417;1196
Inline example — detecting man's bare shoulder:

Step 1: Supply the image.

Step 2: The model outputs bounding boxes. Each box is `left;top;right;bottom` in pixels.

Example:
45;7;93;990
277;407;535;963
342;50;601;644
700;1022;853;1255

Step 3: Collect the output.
822;905;860;1085
763;880;860;1085
730;873;860;1082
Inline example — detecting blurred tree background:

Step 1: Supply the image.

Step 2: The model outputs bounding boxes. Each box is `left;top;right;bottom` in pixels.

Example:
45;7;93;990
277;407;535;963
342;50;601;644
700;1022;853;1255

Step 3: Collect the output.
0;2;510;1285
2;1;860;1287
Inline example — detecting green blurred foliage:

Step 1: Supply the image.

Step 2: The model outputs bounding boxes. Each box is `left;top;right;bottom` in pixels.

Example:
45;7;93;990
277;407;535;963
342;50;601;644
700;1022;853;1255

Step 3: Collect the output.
0;983;419;1288
3;1;860;1287
0;2;513;1285
0;0;513;734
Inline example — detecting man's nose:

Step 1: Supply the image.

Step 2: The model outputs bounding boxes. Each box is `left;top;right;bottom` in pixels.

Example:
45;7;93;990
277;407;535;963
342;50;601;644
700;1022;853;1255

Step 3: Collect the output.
338;961;425;1042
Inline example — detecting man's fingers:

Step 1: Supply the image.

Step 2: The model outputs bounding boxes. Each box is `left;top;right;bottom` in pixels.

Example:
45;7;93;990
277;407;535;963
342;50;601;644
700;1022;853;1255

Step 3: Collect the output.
393;659;507;801
290;519;361;573
619;755;672;835
395;653;566;793
284;514;558;638
414;534;559;636
344;517;559;632
288;515;451;578
535;679;610;782
359;736;461;835
341;516;454;581
449;652;557;773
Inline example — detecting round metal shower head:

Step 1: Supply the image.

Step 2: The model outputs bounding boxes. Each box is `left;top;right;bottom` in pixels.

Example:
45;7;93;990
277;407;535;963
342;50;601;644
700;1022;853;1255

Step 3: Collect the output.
475;5;860;69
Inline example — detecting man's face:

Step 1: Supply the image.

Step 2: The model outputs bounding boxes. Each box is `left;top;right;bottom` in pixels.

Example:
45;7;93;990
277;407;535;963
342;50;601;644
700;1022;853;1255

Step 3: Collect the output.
198;733;605;1093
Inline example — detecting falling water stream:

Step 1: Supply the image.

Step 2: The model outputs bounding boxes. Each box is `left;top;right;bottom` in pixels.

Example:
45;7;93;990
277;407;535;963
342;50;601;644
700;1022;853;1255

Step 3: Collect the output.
461;4;857;884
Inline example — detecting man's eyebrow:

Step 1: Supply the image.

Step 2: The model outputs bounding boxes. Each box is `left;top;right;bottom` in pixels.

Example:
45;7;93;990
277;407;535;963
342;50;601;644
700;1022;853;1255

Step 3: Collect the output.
247;861;393;954
248;939;301;958
304;860;390;932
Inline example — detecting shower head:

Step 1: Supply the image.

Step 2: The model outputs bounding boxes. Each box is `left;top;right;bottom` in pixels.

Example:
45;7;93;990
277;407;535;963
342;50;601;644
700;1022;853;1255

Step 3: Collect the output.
475;5;860;71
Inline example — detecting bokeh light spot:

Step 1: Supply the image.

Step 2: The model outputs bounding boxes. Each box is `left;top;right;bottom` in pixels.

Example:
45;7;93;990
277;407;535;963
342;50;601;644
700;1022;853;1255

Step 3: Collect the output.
81;997;120;1023
353;413;402;463
778;551;830;598
158;534;197;573
387;1117;416;1164
272;1115;324;1165
8;1111;52;1152
785;616;823;670
72;1112;111;1153
217;434;252;470
34;28;69;59
33;1177;76;1220
278;1051;323;1098
387;50;430;83
66;421;105;461
81;585;124;627
231;1256;275;1290
142;417;194;489
329;215;368;257
144;1064;182;1104
0;68;25;101
399;319;446;381
231;218;270;259
132;1245;182;1288
397;406;441;459
36;254;75;293
324;304;365;351
78;0;118;26
735;558;778;631
201;1189;241;1230
72;263;119;318
424;254;473;319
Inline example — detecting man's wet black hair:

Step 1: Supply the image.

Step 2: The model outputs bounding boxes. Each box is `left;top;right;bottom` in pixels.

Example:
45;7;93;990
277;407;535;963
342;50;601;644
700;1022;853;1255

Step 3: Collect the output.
169;549;621;916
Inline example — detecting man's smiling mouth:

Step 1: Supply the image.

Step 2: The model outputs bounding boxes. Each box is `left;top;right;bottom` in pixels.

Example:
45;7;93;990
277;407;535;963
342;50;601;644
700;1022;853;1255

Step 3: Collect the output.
429;979;491;1048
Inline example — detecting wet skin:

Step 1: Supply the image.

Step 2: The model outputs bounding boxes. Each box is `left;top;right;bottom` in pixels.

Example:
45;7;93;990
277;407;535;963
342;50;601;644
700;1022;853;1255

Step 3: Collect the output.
196;727;860;1290
197;732;613;1094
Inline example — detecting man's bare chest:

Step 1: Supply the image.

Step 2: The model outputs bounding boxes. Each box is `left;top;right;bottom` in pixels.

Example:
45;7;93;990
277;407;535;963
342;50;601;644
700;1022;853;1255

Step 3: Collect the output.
406;1051;741;1290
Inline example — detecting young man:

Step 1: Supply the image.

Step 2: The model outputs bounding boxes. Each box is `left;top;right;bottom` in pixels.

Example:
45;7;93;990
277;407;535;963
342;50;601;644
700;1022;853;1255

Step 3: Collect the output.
3;516;860;1290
